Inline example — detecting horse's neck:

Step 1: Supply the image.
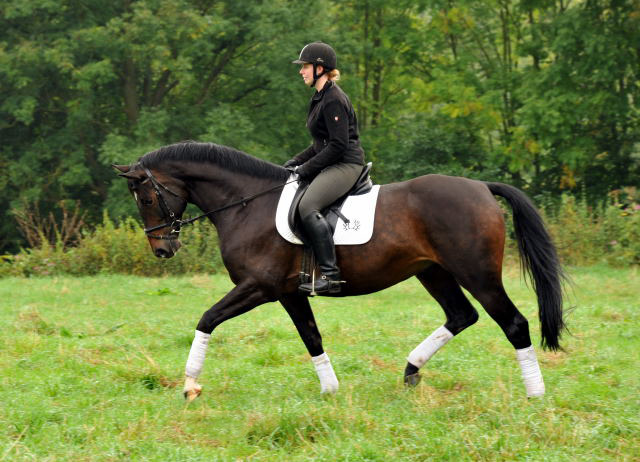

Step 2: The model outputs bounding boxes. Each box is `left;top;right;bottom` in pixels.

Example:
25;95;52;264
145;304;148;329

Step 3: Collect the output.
186;170;279;234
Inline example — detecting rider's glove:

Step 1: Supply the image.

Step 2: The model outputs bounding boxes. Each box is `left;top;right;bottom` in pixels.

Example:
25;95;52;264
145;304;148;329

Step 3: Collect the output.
295;164;313;181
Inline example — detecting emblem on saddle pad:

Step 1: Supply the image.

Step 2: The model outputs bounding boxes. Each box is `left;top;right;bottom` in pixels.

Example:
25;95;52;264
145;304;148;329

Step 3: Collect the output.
343;219;360;232
276;176;380;245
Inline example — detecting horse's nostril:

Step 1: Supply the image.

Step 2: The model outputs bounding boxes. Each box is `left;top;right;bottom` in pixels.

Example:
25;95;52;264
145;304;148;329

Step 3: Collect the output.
154;248;172;258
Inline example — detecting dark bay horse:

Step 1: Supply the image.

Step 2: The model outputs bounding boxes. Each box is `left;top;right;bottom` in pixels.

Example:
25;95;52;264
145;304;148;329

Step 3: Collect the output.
114;141;565;400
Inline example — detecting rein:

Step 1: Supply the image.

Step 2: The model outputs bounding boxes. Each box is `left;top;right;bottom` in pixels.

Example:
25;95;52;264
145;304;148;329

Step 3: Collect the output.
141;165;297;240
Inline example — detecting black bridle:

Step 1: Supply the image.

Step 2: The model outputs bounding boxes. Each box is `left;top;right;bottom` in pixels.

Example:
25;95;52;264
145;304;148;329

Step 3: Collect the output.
140;166;185;240
139;165;297;240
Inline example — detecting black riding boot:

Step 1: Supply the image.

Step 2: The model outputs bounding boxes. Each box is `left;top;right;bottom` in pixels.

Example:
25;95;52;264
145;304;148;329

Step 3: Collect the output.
299;211;344;295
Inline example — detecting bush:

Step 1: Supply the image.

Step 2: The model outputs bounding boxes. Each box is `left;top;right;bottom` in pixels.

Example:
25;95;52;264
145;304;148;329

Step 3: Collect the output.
545;194;640;267
0;213;223;277
1;192;638;278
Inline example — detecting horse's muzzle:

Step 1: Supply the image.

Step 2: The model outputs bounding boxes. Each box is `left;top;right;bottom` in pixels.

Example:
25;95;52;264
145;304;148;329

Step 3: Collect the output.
153;239;181;258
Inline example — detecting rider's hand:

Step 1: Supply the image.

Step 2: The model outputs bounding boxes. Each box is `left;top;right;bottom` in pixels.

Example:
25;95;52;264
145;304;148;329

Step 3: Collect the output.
295;164;312;181
283;159;298;168
285;165;298;175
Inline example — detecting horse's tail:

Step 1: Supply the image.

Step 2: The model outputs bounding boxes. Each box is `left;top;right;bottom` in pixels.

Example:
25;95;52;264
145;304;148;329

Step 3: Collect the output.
485;182;566;351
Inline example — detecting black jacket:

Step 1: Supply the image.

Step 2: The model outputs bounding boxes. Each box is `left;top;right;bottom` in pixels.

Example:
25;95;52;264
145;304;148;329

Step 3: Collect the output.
293;81;365;179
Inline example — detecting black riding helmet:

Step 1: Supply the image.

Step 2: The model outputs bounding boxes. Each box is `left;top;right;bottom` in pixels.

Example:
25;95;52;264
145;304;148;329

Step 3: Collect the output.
292;42;337;87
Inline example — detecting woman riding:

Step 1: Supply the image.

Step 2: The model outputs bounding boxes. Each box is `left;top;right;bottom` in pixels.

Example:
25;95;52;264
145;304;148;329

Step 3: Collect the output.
284;41;366;295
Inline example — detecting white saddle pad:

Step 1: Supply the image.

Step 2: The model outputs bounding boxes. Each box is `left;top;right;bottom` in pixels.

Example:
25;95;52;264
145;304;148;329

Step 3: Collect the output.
276;174;381;245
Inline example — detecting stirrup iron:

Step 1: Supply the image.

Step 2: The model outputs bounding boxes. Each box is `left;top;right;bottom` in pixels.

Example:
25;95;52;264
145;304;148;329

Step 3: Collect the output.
299;269;345;296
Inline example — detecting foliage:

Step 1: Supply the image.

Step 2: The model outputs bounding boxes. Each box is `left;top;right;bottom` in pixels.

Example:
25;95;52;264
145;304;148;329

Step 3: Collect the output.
515;0;640;199
1;190;638;279
1;0;639;253
0;212;222;277
545;189;640;267
11;200;86;249
372;112;497;184
1;269;639;460
0;0;322;252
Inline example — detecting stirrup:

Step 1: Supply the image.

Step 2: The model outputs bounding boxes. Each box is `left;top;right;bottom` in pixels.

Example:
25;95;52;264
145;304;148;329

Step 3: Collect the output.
299;273;345;295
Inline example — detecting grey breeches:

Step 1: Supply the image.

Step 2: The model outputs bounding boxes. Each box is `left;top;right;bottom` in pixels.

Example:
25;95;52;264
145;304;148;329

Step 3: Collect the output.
298;163;363;220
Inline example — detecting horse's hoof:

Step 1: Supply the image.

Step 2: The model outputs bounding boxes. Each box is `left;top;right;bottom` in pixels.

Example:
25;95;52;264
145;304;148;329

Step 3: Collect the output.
183;386;202;402
183;376;202;402
404;372;422;387
183;387;201;401
320;384;339;394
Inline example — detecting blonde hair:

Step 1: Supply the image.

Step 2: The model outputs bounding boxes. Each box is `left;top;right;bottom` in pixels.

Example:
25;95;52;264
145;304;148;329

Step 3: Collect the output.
327;69;341;81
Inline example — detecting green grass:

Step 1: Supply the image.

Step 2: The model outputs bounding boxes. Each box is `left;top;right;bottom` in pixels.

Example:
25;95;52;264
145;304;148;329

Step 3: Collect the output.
1;266;639;461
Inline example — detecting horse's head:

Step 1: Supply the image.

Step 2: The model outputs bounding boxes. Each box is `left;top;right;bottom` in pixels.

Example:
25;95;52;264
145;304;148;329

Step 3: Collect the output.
113;163;188;258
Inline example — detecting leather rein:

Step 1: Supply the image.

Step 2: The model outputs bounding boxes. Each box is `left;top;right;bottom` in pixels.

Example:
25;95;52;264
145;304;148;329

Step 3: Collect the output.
140;165;297;240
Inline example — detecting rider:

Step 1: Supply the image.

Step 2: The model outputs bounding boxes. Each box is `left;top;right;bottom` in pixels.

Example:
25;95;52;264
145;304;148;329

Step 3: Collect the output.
284;42;366;294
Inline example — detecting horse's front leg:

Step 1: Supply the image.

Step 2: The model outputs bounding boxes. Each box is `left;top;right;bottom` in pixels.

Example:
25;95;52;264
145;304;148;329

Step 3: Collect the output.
183;282;271;401
280;294;339;394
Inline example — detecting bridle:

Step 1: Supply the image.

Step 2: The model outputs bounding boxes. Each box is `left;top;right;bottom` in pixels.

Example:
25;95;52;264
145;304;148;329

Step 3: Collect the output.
138;164;297;240
141;166;185;240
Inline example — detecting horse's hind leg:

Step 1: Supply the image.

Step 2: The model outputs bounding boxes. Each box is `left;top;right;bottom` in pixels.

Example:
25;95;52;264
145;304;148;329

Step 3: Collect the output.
404;265;479;386
280;293;338;393
461;276;545;397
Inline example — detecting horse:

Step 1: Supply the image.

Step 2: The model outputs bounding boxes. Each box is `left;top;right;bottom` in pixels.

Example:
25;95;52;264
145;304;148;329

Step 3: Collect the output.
113;141;565;401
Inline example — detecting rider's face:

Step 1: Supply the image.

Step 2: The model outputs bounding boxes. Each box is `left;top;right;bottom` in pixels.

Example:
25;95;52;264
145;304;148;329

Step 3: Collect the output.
299;63;322;86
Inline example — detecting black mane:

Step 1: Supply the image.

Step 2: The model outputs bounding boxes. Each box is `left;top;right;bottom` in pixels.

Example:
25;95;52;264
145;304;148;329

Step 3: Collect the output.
139;141;289;181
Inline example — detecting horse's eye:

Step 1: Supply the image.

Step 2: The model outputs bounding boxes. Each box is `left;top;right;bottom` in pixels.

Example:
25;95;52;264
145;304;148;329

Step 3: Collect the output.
140;198;153;206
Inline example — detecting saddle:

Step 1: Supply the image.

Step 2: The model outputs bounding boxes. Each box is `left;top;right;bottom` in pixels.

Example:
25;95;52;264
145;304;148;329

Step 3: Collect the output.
288;163;373;244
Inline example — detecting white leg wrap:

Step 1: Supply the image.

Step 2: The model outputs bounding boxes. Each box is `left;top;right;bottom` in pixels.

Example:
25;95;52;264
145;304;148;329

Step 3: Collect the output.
407;325;454;369
312;352;339;394
185;330;211;378
516;345;545;397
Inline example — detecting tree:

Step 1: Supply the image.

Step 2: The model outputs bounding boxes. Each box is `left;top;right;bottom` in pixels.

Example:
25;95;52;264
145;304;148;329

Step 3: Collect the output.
517;0;640;198
1;0;638;252
0;0;327;252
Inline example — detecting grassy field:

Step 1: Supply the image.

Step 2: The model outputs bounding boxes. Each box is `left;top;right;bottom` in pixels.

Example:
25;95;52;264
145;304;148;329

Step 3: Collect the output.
1;265;639;461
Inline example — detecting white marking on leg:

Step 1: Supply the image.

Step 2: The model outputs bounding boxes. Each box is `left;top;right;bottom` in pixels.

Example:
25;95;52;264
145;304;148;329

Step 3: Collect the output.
185;330;211;378
516;345;545;397
312;352;339;393
407;325;454;369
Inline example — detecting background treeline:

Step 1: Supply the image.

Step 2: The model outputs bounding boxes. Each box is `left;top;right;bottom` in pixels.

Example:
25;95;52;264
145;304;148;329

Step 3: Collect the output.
1;0;639;262
0;195;637;277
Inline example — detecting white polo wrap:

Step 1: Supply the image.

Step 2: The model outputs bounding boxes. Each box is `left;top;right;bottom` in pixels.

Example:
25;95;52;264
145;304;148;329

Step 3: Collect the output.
185;330;211;378
407;325;454;369
312;352;339;393
516;345;545;397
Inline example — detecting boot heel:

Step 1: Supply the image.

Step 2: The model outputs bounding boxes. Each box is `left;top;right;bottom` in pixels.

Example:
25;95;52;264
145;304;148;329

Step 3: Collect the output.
327;280;345;294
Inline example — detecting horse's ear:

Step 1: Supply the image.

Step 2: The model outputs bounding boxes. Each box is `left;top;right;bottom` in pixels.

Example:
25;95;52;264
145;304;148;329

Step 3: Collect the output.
112;164;140;179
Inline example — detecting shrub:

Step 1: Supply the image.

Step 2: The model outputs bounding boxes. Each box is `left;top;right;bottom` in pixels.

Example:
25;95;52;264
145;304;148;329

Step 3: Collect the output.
0;213;223;277
11;200;86;250
1;192;638;278
545;194;640;267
